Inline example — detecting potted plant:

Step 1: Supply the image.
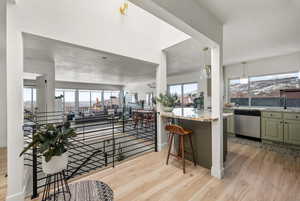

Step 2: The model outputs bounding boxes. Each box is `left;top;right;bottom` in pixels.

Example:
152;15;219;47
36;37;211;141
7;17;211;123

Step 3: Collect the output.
156;93;178;112
20;122;77;174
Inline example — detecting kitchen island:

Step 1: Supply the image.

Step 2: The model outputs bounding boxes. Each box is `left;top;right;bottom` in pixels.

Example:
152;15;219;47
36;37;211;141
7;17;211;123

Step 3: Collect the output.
160;108;232;169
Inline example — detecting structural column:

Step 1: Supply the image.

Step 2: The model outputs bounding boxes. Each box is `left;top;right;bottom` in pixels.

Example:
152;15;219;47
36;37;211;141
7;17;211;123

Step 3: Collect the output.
156;51;167;151
0;0;7;149
211;46;224;179
7;2;25;200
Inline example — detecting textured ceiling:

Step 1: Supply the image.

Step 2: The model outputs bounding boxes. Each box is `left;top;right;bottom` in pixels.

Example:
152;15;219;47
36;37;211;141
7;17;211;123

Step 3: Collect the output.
196;0;300;65
23;33;157;85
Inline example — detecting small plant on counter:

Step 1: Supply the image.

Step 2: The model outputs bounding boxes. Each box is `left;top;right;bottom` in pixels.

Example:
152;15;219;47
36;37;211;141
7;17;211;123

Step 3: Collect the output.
156;93;178;112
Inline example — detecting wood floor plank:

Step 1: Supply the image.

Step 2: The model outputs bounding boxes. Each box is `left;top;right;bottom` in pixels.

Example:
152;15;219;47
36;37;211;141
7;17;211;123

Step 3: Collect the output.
25;140;300;201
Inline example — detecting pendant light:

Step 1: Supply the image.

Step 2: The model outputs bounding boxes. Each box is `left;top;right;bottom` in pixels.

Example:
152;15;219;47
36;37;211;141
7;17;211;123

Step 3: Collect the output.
201;47;211;79
240;61;248;84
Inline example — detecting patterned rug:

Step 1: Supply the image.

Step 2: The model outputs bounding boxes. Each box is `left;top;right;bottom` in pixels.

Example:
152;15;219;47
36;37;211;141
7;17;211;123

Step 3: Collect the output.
56;180;113;201
229;136;300;158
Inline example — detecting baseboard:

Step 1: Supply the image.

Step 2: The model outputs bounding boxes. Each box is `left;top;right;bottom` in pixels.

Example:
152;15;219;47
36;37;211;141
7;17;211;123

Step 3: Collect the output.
6;188;25;201
211;166;224;179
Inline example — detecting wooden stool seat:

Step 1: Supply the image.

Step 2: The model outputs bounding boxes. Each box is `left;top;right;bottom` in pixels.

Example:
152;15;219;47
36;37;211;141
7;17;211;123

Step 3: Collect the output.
165;124;196;174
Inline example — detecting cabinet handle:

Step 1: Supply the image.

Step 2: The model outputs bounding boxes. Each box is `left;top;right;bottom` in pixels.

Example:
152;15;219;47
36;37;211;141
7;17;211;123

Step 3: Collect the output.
296;116;298;118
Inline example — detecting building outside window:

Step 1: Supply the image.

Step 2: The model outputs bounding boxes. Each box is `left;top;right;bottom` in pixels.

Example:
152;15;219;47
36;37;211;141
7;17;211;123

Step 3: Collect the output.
183;83;198;107
169;84;182;107
168;82;198;108
91;90;102;108
104;91;120;107
229;72;300;107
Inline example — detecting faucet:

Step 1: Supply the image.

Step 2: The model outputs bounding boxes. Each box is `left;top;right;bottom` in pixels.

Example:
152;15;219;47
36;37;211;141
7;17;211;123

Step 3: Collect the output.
283;95;287;110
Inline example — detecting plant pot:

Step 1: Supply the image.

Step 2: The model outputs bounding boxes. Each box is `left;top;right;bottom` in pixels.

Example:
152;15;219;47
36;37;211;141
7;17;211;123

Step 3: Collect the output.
42;152;68;174
163;107;174;112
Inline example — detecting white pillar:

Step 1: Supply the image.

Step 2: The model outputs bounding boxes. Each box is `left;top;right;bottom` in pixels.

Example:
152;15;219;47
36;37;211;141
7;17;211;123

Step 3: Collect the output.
0;0;7;149
156;51;167;151
211;45;224;179
7;3;25;201
75;89;79;112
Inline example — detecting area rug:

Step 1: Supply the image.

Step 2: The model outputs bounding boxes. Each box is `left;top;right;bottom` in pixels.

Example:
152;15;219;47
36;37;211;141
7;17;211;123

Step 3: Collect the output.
56;180;113;201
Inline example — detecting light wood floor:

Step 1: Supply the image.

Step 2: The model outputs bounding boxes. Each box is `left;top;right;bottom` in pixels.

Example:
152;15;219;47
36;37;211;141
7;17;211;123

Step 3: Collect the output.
77;141;300;201
0;148;7;201
25;140;300;201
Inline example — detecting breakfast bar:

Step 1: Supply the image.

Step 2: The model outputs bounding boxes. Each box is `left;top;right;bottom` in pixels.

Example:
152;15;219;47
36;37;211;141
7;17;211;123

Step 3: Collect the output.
160;108;232;169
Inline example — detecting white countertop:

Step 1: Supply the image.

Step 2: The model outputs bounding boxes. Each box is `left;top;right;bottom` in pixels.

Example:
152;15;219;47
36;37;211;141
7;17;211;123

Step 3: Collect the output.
160;108;233;122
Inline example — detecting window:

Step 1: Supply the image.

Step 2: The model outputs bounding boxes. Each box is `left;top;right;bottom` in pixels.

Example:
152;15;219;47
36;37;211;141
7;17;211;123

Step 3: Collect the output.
183;83;198;107
104;91;120;106
24;88;32;111
91;90;102;108
229;78;249;106
55;89;64;112
64;89;76;112
168;83;198;108
169;84;182;107
24;87;35;112
146;92;154;106
228;72;300;107
78;90;91;112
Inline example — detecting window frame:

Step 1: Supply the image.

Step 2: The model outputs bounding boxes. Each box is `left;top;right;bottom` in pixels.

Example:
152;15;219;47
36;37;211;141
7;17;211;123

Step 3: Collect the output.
167;82;198;108
228;71;300;107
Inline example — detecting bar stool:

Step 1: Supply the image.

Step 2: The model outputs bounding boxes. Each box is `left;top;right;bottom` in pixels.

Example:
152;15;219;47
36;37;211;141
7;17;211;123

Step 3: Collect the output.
165;124;196;174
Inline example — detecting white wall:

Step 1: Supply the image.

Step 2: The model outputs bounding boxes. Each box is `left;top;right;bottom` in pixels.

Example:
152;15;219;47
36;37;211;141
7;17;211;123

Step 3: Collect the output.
224;52;300;100
11;0;163;64
0;0;7;148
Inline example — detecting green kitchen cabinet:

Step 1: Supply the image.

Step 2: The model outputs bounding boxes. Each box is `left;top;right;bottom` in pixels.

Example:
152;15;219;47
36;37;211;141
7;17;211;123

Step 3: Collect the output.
284;120;300;145
224;109;235;134
227;115;235;134
261;117;284;142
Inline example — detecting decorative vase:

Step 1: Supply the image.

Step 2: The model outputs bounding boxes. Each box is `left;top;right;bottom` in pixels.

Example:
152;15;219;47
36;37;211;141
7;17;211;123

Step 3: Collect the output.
163;107;174;112
42;152;68;174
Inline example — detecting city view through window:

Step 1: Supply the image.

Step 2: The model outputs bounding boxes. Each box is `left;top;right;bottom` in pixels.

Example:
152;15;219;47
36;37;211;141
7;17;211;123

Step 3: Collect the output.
169;83;198;107
25;88;121;113
229;72;300;107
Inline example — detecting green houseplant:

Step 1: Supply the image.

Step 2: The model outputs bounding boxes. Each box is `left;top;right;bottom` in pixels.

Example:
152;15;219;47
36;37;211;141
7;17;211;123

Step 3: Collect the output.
156;93;178;112
20;122;77;174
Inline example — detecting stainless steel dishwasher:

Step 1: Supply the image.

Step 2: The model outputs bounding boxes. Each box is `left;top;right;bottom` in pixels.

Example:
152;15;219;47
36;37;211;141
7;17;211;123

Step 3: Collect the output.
234;109;261;139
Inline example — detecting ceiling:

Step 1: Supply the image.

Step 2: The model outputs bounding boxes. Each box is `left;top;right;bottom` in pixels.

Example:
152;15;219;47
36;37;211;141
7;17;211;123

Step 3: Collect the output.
196;0;300;65
164;38;207;76
23;33;157;85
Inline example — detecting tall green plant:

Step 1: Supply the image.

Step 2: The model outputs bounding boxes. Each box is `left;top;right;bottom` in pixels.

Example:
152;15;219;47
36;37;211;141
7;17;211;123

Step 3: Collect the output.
20;122;77;162
156;93;178;107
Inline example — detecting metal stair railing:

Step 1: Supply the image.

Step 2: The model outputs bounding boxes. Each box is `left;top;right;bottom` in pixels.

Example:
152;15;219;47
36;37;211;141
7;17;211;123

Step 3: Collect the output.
23;108;158;199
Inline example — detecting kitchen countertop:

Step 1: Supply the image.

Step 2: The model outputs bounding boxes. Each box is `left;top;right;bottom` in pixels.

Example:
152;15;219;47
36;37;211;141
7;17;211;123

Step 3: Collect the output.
224;106;300;113
160;108;233;122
